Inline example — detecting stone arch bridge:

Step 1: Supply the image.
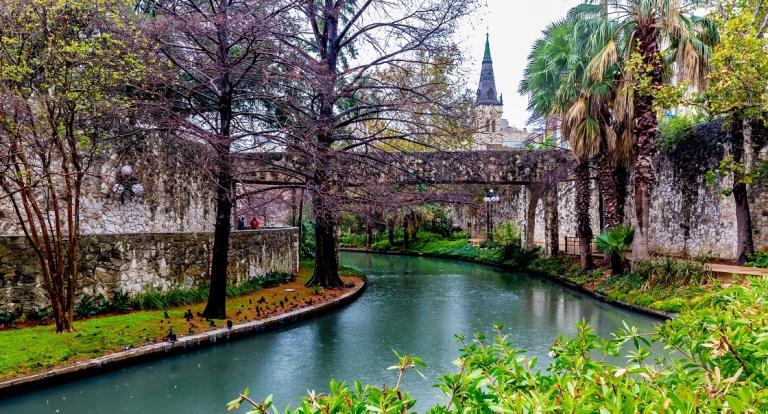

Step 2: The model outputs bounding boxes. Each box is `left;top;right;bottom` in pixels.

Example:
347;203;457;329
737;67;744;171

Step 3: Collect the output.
235;149;576;254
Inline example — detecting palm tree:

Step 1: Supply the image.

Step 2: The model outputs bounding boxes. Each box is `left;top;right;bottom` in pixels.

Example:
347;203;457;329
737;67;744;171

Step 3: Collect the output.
520;17;626;269
584;0;716;259
520;20;591;268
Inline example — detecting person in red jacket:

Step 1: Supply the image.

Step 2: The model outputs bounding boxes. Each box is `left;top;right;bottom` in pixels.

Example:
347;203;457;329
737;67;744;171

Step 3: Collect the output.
249;216;260;229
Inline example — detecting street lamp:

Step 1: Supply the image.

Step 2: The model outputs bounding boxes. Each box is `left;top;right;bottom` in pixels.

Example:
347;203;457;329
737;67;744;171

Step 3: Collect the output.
113;164;143;202
483;188;500;241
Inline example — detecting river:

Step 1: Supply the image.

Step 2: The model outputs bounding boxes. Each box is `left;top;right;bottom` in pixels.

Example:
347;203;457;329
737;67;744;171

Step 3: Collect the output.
0;252;660;413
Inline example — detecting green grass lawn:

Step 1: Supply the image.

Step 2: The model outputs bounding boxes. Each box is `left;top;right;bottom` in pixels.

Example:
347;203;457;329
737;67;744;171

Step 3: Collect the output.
0;265;362;381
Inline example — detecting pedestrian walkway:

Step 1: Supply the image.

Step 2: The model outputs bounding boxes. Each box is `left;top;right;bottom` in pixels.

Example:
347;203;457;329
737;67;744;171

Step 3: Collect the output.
707;263;768;278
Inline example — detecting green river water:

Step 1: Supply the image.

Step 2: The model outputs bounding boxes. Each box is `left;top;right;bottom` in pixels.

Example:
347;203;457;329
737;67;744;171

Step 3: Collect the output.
0;252;660;413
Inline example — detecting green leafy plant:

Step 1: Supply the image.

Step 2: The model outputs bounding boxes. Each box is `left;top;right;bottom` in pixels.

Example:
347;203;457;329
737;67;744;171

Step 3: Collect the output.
747;251;768;268
492;221;521;247
658;112;705;151
595;224;634;274
74;293;112;319
230;278;768;413
633;256;713;289
492;221;536;267
0;309;17;328
26;307;51;323
310;285;325;295
595;224;635;274
109;290;133;314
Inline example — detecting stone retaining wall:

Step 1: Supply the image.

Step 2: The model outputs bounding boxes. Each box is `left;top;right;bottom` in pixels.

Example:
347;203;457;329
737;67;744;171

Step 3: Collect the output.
0;228;299;314
448;131;767;259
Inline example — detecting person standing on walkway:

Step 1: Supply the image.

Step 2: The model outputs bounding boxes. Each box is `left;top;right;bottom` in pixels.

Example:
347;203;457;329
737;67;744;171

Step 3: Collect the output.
237;216;246;230
249;216;260;229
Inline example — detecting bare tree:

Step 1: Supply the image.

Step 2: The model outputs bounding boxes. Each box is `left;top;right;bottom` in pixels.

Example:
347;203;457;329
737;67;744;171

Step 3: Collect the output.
260;0;477;288
147;0;284;318
0;0;144;332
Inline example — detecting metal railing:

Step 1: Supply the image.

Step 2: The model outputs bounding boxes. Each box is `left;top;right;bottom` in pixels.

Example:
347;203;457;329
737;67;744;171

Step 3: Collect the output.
563;236;600;256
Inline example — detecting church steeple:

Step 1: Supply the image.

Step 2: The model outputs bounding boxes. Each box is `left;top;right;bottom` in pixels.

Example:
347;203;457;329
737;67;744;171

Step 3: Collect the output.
476;33;501;106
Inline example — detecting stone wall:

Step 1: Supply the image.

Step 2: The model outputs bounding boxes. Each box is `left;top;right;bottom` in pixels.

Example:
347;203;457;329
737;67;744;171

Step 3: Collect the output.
0;228;299;314
448;121;768;260
0;136;217;235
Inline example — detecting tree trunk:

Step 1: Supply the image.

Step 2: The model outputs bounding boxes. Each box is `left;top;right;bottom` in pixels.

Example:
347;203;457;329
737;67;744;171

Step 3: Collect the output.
307;191;343;288
291;189;298;227
525;190;538;250
574;159;594;269
609;252;624;275
365;216;373;250
545;185;559;255
631;24;662;260
730;114;755;265
51;287;73;332
596;153;621;229
305;139;343;288
297;188;305;250
402;213;410;249
387;218;395;246
203;146;233;319
614;166;629;223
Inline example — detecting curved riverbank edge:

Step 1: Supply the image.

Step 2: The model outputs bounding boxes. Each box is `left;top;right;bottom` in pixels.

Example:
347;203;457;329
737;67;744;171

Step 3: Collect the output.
341;248;676;320
0;279;366;399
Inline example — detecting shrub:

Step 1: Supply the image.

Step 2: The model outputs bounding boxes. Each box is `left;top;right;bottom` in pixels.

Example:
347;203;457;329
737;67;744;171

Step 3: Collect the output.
231;278;768;413
26;307;51;323
74;293;111;319
419;205;453;236
300;220;316;259
658;112;705;151
492;221;521;247
109;290;133;314
633;256;712;290
0;309;17;328
747;251;768;268
448;231;469;240
491;221;536;267
338;233;367;248
595;224;634;274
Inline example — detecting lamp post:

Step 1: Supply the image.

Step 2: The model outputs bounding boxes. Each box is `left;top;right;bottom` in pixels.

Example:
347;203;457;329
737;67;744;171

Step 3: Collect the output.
483;188;500;241
113;165;144;202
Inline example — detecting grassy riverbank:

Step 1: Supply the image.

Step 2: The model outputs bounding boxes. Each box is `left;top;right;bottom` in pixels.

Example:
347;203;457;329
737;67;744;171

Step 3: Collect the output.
342;231;735;314
0;265;362;381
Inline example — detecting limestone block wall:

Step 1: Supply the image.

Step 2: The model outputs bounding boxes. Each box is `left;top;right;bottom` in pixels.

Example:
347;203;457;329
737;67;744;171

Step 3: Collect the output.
447;142;766;260
0;136;216;235
0;228;299;314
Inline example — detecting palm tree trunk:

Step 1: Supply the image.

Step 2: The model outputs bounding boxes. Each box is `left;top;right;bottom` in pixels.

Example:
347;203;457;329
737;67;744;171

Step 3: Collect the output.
614;166;629;222
596;154;621;229
574;158;594;269
631;24;663;260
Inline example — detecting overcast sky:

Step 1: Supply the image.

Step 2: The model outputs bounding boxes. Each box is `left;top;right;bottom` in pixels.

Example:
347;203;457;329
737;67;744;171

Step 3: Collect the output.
458;0;582;128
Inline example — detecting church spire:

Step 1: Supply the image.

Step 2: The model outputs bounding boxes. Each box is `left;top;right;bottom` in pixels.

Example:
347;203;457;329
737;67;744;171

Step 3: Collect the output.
483;33;492;63
476;33;501;106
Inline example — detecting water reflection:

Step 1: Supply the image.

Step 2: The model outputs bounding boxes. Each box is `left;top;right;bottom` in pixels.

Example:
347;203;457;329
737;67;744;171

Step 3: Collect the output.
0;252;660;413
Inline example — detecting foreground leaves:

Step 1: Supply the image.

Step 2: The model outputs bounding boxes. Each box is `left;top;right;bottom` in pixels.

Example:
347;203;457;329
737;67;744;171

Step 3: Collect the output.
232;278;768;413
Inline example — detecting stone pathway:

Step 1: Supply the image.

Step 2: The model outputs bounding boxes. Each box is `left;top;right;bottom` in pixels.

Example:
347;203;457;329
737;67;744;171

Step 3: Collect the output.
707;263;768;278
